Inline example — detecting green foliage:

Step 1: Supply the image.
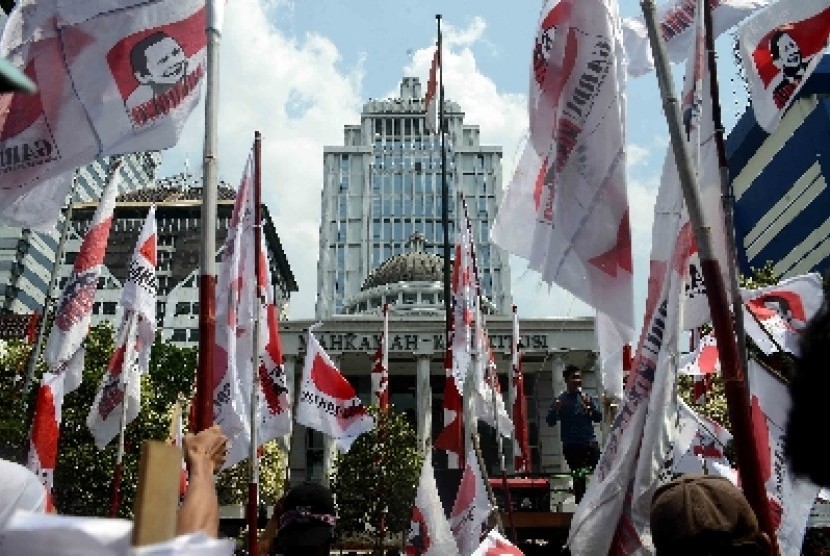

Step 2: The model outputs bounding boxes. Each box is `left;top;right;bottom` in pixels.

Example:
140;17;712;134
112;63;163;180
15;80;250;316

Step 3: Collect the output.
330;406;422;552
216;440;287;506
0;323;286;519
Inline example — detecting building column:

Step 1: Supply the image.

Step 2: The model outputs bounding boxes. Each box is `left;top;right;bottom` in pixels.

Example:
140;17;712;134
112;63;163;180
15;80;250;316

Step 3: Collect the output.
504;352;516;472
552;354;566;397
285;355;306;485
416;355;432;453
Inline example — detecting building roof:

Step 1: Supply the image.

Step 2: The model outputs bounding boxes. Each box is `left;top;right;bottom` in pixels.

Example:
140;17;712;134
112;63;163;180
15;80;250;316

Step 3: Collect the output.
116;185;237;204
361;232;444;290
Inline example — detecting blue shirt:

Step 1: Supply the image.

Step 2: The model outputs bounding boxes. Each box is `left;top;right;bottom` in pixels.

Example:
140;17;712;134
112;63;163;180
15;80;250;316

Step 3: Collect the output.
546;390;602;446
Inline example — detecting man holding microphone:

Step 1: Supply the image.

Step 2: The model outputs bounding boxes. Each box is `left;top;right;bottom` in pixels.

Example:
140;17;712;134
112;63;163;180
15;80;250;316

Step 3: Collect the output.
546;364;602;503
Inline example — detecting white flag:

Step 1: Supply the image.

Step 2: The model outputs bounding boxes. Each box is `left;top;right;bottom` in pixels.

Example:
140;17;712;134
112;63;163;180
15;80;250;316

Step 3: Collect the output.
449;448;492;556
491;0;634;333
472;327;513;439
87;206;157;449
471;529;524;556
622;0;771;77
748;358;821;556
678;331;721;376
741;272;824;356
295;331;374;452
672;398;732;475
738;0;830;132
405;451;459;556
44;163;120;393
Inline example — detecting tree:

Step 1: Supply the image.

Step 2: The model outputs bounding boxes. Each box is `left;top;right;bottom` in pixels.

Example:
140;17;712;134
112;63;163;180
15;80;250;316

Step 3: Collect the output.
330;406;423;554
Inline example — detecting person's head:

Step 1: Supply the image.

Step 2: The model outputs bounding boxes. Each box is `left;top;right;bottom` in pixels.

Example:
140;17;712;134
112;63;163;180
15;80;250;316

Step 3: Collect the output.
563;364;582;392
785;273;830;487
273;482;336;556
771;29;802;73
650;475;770;555
130;32;186;88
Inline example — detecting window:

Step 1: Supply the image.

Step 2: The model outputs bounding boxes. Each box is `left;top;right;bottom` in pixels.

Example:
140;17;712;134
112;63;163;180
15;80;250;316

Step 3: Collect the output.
64;252;77;265
188;328;200;342
102;302;117;315
172;329;187;341
176;302;190;316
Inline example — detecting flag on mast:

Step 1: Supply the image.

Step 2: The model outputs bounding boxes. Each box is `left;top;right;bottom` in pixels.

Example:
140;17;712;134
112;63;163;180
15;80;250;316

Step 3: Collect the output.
450;193;477;395
424;42;440;134
87;205;157;449
510;305;531;473
449;447;492;556
435;345;464;469
405;451;459;556
25;371;63;513
371;304;390;410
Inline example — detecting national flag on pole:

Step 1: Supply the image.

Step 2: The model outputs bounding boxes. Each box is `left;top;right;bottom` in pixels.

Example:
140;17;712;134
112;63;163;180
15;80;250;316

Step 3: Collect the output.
739;0;830;133
471;529;524;556
44;162;121;393
741;272;824;356
424;43;440;134
87;205;157;449
622;0;771;77
748;358;821;556
672;398;732;475
472;326;513;439
678;331;721;376
295;330;374;452
0;1;215;229
405;451;459;556
371;304;390;410
168;401;188;496
510;306;531;473
26;371;64;513
435;345;464;469
451;193;477;393
449;448;492;556
490;0;634;336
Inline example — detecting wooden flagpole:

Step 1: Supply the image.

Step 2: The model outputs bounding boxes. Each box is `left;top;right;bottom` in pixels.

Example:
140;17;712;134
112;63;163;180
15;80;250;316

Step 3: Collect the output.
639;0;778;548
247;131;263;556
195;0;221;433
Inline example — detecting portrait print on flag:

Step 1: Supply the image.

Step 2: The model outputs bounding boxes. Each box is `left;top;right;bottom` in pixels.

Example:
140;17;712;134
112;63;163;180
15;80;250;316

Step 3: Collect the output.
62;0;208;155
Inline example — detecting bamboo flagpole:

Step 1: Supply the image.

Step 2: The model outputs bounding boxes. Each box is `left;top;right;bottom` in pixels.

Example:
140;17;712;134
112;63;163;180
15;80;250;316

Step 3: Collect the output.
195;0;221;433
246;131;263;556
639;0;777;547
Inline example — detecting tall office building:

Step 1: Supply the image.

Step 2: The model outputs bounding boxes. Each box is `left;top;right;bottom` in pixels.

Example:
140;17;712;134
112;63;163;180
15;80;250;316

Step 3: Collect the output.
316;77;512;318
0;152;160;314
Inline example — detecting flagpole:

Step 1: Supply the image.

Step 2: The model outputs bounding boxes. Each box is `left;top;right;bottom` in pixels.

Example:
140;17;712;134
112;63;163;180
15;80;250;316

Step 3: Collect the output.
640;0;777;547
437;14;450;348
195;0;221;432
109;311;139;517
247;130;263;556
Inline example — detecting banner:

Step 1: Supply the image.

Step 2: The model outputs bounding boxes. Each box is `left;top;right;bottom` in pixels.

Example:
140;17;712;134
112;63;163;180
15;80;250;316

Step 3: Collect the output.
405;451;459;556
449;447;492;556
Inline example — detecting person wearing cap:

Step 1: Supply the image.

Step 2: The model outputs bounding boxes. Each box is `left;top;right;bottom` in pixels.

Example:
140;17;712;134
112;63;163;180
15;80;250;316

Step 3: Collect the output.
0;458;48;528
258;481;336;556
650;475;771;555
546;364;602;503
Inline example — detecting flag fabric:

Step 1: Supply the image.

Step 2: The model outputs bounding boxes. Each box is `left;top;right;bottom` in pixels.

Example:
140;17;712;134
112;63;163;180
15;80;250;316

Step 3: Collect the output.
595;310;633;401
295;330;374;452
739;0;830;133
471;529;524;556
25;371;64;513
748;358;821;556
672;398;732;475
510;306;531;473
471;326;513;439
44;163;120;393
371;304;390;410
435;346;464;469
490;0;634;334
424;44;440;134
741;272;824;356
405;451;459;556
451;193;478;393
678;331;721;376
0;0;214;228
168;401;188;496
622;0;771;77
87;205;157;449
449;447;492;556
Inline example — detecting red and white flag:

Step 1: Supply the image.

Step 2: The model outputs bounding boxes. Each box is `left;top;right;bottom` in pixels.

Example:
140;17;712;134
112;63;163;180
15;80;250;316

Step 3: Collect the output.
471;529;524;556
435;345;464;469
491;0;634;334
449;447;492;556
296;330;374;452
748;358;821;556
424;44;440;134
405;451;459;556
472;326;513;439
371;304;390;411
0;0;215;228
87;205;157;449
510;306;531;473
44;163;120;393
622;0;771;77
741;272;824;356
678;331;721;376
672;398;732;475
739;0;830;132
451;193;478;393
25;371;64;513
168;401;188;497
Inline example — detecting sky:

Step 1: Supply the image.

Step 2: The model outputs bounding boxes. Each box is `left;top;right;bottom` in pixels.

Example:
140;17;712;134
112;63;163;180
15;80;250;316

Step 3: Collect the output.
159;0;757;324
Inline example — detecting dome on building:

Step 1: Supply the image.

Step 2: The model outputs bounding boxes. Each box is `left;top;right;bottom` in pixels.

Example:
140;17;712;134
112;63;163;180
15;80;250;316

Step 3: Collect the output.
361;232;443;291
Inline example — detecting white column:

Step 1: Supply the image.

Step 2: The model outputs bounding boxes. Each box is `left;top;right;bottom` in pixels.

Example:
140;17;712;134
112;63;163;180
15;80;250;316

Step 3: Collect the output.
416;355;432;453
552;354;566;397
505;352;516;472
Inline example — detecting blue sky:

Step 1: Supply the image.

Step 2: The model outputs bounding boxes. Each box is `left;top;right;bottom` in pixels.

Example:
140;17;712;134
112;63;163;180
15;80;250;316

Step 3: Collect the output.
160;0;757;324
